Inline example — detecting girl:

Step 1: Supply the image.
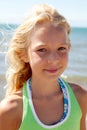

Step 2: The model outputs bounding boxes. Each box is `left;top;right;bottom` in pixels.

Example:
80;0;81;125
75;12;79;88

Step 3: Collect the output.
0;4;87;130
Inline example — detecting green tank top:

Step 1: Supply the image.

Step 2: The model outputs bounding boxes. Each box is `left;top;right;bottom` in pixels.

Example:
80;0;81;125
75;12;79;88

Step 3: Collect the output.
19;78;82;130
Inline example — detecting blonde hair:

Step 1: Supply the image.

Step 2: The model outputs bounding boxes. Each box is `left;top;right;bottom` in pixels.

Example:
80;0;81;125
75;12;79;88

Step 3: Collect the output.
6;4;71;95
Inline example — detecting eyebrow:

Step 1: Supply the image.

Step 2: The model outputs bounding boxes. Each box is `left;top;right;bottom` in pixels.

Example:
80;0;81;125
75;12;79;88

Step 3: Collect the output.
34;43;69;49
32;40;69;48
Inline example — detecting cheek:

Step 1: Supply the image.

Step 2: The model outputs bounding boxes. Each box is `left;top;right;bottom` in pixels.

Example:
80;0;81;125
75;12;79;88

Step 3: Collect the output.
64;54;69;66
61;53;69;64
29;53;45;68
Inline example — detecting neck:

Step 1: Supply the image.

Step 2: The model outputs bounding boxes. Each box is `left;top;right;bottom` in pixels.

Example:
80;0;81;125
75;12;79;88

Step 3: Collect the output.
30;77;61;99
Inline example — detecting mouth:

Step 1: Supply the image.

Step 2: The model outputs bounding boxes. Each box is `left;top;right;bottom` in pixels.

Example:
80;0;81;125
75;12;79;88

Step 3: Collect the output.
44;68;58;73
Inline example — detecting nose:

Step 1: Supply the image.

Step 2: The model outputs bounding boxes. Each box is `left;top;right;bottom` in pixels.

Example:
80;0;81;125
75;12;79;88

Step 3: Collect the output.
47;51;59;64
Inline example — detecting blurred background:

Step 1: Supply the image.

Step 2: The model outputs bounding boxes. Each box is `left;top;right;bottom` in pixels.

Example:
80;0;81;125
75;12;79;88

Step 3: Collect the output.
0;0;87;101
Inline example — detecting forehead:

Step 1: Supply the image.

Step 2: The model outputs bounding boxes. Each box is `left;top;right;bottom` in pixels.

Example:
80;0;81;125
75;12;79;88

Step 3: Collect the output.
30;23;69;45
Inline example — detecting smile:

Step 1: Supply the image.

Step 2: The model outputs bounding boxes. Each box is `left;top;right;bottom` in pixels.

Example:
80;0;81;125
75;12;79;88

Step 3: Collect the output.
44;68;58;73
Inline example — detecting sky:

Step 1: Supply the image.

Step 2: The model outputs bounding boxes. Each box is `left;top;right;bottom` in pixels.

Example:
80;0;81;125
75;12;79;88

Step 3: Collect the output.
0;0;87;27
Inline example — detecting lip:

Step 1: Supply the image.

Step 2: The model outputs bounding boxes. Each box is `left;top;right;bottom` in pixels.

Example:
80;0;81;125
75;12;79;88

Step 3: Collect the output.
44;68;58;73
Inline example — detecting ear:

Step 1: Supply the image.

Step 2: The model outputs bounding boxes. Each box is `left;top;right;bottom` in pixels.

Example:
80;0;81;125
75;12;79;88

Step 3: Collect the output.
18;50;29;63
22;54;29;63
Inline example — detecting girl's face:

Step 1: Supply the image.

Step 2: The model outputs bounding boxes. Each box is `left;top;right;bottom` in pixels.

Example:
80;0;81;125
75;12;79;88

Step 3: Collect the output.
27;23;70;81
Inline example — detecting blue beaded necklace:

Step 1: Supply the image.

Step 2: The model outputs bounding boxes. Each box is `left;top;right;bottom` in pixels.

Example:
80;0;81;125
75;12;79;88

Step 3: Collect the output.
28;78;69;122
58;78;68;122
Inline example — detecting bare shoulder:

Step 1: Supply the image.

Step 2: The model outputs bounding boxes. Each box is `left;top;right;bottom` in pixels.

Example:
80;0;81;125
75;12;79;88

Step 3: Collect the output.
69;82;87;112
69;82;87;99
0;89;23;130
